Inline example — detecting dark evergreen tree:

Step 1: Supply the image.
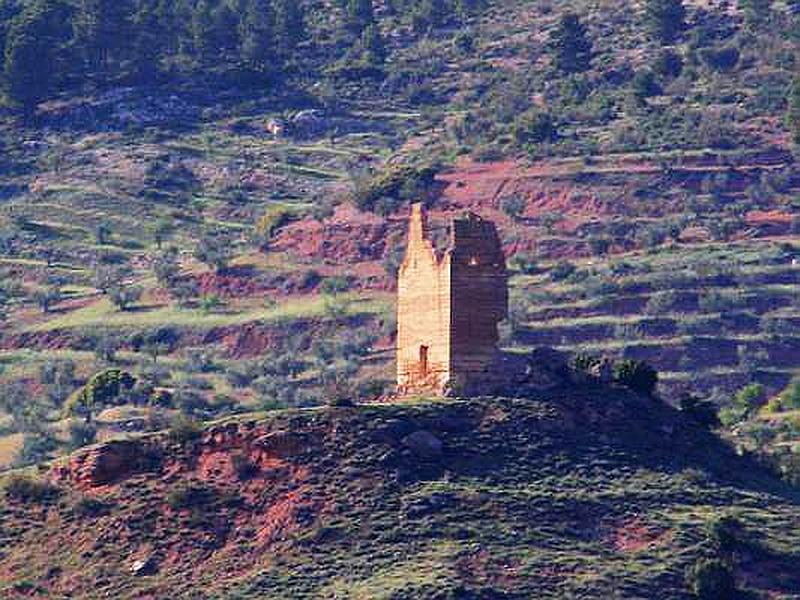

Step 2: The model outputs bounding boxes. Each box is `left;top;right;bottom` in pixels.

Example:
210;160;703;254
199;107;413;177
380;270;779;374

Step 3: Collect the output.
191;0;216;64
273;0;304;54
361;23;386;65
212;2;241;59
653;48;683;79
240;0;274;70
454;0;484;19
0;0;489;108
74;0;134;77
346;0;374;35
4;0;71;111
0;0;21;65
550;13;592;74
130;0;164;82
169;0;196;58
786;77;800;145
412;0;447;31
644;0;686;44
739;0;772;28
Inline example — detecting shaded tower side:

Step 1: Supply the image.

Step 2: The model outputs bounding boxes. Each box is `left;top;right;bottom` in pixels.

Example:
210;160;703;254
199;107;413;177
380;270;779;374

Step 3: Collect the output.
448;212;508;391
396;204;452;395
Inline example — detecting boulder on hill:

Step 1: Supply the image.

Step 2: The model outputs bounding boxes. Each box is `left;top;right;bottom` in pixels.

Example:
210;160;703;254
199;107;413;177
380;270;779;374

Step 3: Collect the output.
402;430;443;459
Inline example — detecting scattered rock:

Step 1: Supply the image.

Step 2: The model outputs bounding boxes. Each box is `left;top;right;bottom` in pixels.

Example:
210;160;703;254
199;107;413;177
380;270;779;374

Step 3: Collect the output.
403;491;458;517
370;418;414;443
130;553;158;576
402;430;443;459
255;431;310;458
290;109;326;137
266;118;286;137
51;439;160;488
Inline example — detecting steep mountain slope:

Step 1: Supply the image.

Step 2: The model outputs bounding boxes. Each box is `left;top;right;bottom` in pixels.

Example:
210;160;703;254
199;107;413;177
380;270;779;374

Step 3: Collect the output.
2;388;800;599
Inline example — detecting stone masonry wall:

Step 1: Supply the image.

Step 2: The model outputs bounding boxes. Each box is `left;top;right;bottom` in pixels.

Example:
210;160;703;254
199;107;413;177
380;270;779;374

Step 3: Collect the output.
396;204;452;394
449;213;509;390
397;204;508;396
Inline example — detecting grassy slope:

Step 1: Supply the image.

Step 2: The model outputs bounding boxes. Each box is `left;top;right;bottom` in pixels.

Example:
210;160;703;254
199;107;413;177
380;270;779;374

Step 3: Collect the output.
28;293;392;333
1;392;800;599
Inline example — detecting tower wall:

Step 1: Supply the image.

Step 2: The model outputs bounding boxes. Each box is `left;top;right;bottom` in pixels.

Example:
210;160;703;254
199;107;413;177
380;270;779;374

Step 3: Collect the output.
396;205;452;394
448;214;508;390
396;204;508;397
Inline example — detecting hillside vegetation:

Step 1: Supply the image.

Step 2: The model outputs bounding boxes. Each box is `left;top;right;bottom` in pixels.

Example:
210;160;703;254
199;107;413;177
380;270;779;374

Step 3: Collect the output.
2;392;800;599
0;0;798;482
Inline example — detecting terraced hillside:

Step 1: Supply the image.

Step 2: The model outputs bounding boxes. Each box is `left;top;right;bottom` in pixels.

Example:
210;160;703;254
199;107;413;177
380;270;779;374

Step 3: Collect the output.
0;0;798;475
2;393;800;599
511;240;800;401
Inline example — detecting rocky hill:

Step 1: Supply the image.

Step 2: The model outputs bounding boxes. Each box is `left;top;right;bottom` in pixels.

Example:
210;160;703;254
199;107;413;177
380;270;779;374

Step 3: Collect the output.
0;0;799;511
2;388;800;598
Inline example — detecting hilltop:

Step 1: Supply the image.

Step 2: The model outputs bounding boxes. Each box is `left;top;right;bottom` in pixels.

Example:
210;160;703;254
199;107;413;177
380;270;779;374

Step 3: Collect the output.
0;0;798;489
2;388;800;599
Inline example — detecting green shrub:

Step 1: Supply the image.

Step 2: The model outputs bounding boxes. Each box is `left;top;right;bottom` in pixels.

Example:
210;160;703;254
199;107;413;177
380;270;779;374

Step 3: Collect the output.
679;395;720;429
323;294;351;320
685;558;736;599
654;49;683;78
108;283;143;311
167;484;213;510
72;496;111;517
453;30;475;55
572;353;602;376
588;237;611;256
352;164;437;213
384;240;406;281
68;421;97;450
699;46;740;72
632;69;662;100
550;13;592;73
512;110;558;145
149;388;174;408
733;383;765;417
255;206;295;247
550;260;576;282
358;378;389;401
167;415;203;444
194;229;235;273
300;270;322;290
613;360;658;396
3;474;60;503
320;276;354;294
509;253;538;275
65;369;136;420
500;194;527;220
775;380;800;412
705;515;742;553
645;0;686;44
329;397;355;408
199;294;224;314
232;454;259;481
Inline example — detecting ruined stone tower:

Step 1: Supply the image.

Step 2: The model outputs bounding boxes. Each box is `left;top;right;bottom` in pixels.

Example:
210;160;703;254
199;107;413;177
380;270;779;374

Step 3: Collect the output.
396;204;508;396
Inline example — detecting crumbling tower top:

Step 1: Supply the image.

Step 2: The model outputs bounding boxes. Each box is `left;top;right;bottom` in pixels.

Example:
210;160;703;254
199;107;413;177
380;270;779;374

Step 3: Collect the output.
396;204;508;396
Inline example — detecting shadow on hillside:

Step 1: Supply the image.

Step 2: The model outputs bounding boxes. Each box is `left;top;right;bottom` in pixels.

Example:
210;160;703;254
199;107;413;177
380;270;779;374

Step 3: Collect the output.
435;384;800;505
122;304;162;313
739;546;800;596
555;385;800;502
